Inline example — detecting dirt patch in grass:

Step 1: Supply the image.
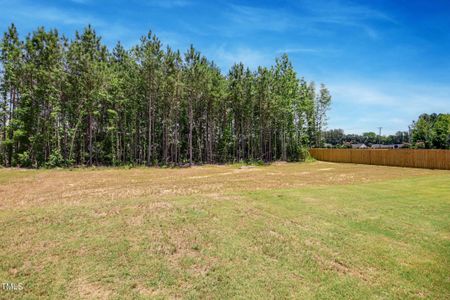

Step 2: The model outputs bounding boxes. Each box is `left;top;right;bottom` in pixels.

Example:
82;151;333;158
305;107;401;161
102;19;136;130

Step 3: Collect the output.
0;162;444;209
69;278;112;299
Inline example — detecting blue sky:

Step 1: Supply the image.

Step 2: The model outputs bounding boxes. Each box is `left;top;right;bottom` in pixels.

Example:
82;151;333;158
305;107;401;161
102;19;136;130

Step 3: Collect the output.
1;0;449;134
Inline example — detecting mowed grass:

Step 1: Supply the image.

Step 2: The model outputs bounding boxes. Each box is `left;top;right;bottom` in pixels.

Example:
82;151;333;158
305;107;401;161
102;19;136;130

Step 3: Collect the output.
0;162;449;299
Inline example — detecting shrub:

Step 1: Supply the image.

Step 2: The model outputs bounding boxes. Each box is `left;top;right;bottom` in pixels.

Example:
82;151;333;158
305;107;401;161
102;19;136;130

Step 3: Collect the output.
298;147;310;161
17;151;32;168
46;149;65;168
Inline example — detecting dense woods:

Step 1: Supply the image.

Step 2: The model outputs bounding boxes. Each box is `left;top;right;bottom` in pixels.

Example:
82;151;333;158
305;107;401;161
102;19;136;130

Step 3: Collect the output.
0;24;331;167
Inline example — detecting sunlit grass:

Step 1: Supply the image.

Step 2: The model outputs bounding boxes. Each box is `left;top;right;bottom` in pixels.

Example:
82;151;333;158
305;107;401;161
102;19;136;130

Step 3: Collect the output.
0;163;449;299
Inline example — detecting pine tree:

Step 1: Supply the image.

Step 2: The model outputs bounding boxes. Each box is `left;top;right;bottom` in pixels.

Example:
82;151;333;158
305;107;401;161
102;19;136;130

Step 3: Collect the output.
0;24;333;167
0;24;23;166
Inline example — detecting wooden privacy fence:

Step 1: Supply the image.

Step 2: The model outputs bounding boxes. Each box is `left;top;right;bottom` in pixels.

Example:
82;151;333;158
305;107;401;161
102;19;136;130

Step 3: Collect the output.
309;149;450;170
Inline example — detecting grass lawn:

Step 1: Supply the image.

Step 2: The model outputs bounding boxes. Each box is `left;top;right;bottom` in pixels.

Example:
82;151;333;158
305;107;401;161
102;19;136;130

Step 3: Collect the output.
0;162;449;299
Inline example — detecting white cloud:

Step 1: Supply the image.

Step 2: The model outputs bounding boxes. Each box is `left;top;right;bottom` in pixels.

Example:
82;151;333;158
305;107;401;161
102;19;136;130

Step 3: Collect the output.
0;0;105;27
0;0;141;48
276;47;339;56
224;4;292;33
329;82;397;106
206;45;272;71
277;48;321;54
219;1;396;39
326;78;450;134
300;0;395;23
329;80;450;110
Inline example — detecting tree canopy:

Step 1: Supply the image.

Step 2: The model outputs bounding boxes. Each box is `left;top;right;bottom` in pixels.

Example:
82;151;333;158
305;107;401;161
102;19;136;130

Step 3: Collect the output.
411;113;450;149
0;24;331;167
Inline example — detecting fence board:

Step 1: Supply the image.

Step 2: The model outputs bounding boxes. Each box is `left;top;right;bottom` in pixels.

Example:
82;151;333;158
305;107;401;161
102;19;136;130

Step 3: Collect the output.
309;149;450;170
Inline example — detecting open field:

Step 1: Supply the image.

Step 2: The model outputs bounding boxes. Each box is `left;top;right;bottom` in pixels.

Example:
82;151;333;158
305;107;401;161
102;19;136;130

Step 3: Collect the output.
1;162;449;299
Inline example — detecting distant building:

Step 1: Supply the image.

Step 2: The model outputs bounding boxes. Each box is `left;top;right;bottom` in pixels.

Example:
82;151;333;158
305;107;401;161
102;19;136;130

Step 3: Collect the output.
351;143;368;149
371;144;405;149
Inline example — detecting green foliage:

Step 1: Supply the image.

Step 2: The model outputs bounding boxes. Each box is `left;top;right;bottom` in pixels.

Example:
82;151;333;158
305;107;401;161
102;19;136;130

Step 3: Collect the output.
12;129;27;142
411;113;450;149
45;149;65;168
0;24;333;168
297;146;311;161
16;151;32;167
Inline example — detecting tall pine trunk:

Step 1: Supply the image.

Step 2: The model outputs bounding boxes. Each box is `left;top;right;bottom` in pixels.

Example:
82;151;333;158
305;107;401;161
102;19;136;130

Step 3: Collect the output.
147;93;152;166
188;97;193;166
88;113;93;166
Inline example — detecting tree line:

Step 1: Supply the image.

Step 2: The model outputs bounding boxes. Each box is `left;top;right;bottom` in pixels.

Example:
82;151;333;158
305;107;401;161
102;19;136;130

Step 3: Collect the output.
0;24;331;167
323;113;450;149
323;129;410;147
